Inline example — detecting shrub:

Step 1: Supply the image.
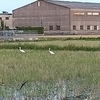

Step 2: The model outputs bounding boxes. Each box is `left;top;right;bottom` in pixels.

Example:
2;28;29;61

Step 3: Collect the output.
17;26;44;34
0;43;100;51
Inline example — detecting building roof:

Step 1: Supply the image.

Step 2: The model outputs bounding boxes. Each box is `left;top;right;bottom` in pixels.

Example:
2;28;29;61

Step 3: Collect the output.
44;0;100;9
0;11;12;15
0;13;12;15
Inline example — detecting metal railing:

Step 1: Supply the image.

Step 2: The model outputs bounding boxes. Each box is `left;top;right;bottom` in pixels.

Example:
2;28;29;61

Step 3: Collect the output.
0;30;39;40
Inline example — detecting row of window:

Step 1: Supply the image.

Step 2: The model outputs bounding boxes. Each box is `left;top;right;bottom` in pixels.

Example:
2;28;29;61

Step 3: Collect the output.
73;25;99;30
0;17;9;20
74;12;99;16
49;25;60;30
45;25;99;30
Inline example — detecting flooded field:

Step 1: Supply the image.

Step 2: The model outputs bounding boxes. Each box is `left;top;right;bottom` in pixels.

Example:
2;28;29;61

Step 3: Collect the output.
0;79;100;100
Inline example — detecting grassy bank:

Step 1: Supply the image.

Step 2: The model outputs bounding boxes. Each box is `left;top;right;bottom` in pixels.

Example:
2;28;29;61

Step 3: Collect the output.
0;41;100;51
0;37;100;86
0;49;100;85
1;37;100;98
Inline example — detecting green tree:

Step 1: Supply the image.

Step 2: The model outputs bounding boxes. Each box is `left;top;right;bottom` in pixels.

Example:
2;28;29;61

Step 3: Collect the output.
1;20;4;30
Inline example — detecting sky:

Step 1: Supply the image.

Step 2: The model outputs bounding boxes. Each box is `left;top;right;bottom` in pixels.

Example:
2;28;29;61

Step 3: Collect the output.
0;0;100;13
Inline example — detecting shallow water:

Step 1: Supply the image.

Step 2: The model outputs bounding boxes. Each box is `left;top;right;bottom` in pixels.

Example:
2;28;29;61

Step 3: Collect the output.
0;79;100;100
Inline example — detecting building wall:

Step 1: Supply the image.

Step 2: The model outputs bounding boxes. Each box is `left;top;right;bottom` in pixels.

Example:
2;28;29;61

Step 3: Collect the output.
0;14;13;29
13;0;100;34
70;9;100;34
13;0;70;33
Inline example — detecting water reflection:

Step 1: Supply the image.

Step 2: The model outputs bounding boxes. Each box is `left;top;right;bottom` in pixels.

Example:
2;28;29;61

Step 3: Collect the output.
0;79;100;100
13;90;24;100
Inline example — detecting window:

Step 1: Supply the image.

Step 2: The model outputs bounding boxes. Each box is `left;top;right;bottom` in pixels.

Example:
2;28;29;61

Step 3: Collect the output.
87;12;92;15
5;17;9;20
80;25;83;30
74;12;85;15
56;25;60;30
94;26;97;30
0;17;2;20
73;25;76;30
87;26;90;30
49;26;53;30
87;12;99;15
5;26;9;29
15;27;19;29
93;13;99;15
37;1;40;6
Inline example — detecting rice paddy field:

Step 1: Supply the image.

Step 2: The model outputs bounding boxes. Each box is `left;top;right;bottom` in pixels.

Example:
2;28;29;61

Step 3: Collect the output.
1;36;100;99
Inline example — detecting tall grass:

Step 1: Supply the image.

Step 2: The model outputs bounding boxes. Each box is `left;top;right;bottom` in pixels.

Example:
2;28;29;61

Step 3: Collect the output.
38;37;100;41
0;49;100;86
0;38;100;86
0;38;100;98
1;37;100;51
0;43;100;51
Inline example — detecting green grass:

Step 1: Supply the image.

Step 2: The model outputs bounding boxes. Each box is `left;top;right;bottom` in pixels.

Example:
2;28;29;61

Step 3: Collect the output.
0;38;100;97
1;37;100;50
0;37;100;86
0;42;100;51
0;49;100;86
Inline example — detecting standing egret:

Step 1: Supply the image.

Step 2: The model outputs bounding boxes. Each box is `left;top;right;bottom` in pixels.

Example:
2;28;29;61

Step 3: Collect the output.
35;37;38;40
19;47;25;53
49;48;55;55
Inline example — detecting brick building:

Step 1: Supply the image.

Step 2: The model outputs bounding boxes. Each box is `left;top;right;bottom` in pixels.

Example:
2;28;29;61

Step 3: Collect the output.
13;0;100;34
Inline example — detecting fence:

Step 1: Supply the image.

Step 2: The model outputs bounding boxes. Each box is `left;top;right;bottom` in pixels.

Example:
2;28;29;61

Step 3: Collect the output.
0;30;39;40
44;30;100;35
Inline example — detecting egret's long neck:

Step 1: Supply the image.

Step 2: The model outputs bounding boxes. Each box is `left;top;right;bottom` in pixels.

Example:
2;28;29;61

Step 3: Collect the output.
19;47;21;50
49;48;50;51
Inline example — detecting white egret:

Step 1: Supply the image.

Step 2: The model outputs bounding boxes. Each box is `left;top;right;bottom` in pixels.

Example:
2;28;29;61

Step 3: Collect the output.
49;48;55;54
19;47;25;53
35;37;38;40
